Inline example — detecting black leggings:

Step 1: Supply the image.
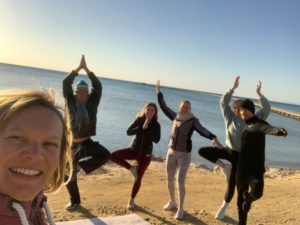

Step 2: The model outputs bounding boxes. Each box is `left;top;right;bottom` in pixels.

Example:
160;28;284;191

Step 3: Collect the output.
236;169;264;225
198;146;239;203
65;138;110;204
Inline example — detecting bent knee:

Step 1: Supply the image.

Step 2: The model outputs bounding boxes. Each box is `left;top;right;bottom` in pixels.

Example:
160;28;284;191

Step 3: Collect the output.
198;147;210;156
253;190;263;200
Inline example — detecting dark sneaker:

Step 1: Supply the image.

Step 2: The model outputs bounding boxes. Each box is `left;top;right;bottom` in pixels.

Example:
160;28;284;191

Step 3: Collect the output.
65;202;80;210
242;191;251;212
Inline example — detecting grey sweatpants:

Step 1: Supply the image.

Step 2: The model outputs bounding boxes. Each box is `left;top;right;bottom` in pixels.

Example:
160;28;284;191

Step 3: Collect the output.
165;148;191;210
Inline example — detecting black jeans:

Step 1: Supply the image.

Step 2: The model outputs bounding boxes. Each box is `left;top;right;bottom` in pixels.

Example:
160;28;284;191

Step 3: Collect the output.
198;146;239;202
65;138;111;204
236;168;264;225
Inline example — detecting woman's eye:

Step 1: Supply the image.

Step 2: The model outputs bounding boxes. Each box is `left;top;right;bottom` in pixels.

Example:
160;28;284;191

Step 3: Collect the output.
9;136;26;143
43;142;60;150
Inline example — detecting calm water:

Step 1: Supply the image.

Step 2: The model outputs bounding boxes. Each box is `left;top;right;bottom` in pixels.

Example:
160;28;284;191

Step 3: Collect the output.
1;63;300;168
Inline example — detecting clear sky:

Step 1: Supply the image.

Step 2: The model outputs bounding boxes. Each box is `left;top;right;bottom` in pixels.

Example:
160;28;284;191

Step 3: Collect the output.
0;0;299;104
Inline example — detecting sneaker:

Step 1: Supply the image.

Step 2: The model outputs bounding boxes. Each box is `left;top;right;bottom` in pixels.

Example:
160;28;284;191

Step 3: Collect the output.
215;204;227;219
130;165;138;180
127;198;135;210
222;163;232;182
242;191;251;212
163;201;177;211
175;208;184;220
65;202;80;210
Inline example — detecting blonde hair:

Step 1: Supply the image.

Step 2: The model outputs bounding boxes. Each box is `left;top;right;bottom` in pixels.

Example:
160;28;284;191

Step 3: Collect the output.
0;89;73;193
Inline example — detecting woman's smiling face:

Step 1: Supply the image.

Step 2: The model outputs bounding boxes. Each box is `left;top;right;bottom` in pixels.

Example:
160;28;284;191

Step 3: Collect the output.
0;105;63;201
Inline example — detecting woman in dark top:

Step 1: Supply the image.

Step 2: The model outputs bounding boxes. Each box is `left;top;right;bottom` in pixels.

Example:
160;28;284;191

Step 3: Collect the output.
110;102;161;210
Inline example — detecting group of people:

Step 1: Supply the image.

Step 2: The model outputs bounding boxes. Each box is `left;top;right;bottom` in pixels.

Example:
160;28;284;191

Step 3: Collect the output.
0;55;287;225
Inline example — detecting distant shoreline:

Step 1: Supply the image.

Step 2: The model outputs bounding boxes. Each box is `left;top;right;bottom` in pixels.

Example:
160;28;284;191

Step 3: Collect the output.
1;62;300;108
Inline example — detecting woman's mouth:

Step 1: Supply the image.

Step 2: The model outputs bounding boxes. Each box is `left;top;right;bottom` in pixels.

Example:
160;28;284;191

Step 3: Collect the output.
10;168;42;176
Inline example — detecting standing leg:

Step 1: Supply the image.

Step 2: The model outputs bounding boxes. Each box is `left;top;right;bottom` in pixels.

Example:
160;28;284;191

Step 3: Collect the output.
131;154;152;199
176;151;191;220
65;165;80;210
163;149;178;211
242;173;264;212
236;169;249;225
204;148;236;219
224;150;239;202
215;153;238;219
65;143;82;210
127;154;152;209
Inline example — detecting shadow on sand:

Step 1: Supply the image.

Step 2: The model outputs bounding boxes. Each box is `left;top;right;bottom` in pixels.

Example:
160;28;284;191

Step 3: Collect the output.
133;205;209;225
68;205;98;219
219;215;237;224
65;204;238;225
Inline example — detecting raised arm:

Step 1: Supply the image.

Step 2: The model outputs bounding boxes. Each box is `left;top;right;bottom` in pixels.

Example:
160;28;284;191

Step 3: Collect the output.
220;75;240;121
62;57;86;98
156;80;176;120
78;55;102;105
255;80;271;120
156;80;161;94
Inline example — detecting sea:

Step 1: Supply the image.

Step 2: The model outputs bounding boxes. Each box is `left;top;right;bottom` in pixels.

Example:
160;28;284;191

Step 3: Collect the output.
1;62;299;169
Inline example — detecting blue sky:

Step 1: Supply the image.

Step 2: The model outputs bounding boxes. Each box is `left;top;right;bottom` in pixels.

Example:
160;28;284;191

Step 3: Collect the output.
0;0;299;104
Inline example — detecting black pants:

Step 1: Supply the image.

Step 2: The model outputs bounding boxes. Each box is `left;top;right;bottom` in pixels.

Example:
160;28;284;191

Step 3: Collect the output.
236;168;264;225
198;146;239;202
65;138;111;204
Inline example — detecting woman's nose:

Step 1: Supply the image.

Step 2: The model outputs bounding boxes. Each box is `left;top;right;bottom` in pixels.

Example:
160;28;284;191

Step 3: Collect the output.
22;143;43;159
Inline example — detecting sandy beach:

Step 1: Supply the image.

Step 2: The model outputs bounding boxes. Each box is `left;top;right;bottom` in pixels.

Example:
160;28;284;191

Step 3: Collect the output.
47;161;300;225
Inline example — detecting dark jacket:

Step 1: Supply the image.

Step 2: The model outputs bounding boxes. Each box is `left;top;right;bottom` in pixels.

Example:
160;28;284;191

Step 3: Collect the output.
157;92;216;152
239;116;284;173
63;71;102;138
127;117;161;156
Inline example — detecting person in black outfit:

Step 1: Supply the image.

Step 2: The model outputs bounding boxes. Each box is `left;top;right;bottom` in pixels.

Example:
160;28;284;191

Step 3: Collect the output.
63;55;110;210
198;76;271;219
236;99;287;225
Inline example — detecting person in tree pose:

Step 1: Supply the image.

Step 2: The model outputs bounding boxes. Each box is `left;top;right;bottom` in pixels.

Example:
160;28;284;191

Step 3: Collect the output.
63;55;110;210
236;98;287;225
110;102;161;209
198;75;271;219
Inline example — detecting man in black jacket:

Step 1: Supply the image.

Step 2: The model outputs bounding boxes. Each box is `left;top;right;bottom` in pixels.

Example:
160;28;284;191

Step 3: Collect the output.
63;55;110;210
236;99;287;225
